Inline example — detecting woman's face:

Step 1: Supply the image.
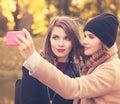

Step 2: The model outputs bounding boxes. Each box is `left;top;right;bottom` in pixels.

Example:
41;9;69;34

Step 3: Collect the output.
50;26;72;62
82;31;102;56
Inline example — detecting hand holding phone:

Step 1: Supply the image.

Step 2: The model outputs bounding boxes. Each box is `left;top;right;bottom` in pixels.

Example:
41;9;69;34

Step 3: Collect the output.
6;31;25;46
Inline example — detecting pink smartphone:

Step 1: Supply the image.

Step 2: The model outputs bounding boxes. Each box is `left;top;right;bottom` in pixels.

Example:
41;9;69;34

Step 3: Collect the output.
6;31;25;46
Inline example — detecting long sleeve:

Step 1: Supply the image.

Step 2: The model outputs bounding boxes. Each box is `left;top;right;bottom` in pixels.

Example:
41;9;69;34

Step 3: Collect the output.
23;50;120;104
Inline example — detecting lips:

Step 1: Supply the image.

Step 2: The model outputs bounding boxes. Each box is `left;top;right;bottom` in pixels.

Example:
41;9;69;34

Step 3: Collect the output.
57;49;65;52
84;47;90;51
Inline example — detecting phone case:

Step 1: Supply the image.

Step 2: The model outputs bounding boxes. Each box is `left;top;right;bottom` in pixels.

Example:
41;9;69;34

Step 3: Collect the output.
6;31;25;46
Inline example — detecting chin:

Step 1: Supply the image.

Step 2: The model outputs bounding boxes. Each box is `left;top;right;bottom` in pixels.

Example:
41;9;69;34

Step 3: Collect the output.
84;52;92;56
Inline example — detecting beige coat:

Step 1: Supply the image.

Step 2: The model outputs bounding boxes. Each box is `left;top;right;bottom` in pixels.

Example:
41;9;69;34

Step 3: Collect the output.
25;44;120;104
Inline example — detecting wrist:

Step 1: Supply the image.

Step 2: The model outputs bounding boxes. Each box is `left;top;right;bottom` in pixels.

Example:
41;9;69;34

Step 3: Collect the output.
23;51;40;73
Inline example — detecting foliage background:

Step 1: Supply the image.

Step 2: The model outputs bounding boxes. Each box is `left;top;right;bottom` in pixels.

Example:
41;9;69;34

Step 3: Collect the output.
0;0;120;104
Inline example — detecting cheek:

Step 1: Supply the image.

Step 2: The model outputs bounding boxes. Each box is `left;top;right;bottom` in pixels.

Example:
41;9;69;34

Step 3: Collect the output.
93;41;102;52
50;39;56;51
50;42;56;50
92;38;101;47
93;46;100;53
67;41;72;48
50;37;56;46
66;43;72;52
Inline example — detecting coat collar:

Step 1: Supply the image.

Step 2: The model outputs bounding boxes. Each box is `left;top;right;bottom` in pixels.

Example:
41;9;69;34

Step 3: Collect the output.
86;43;119;74
107;43;118;58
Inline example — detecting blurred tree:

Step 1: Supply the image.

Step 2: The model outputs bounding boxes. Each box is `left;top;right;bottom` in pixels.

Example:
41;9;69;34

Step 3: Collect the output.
0;0;120;36
0;0;16;30
0;13;8;37
72;0;120;21
22;0;57;36
55;0;71;15
12;0;21;30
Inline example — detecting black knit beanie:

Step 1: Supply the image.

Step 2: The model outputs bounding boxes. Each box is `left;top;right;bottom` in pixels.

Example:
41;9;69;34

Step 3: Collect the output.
83;13;119;48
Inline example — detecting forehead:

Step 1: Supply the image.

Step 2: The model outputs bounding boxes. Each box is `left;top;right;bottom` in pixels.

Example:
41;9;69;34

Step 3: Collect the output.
84;31;95;36
51;26;67;36
84;30;102;41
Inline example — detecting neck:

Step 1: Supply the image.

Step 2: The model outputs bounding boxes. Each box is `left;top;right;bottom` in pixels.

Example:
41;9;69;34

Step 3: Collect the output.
57;56;69;62
57;62;68;72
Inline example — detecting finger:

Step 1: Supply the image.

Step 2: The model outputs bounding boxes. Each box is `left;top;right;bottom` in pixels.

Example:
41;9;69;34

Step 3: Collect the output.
14;35;27;49
14;37;23;50
14;37;22;45
15;34;27;44
22;28;33;41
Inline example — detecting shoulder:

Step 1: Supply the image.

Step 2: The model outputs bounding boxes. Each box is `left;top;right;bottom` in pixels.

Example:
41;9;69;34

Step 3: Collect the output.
92;60;118;84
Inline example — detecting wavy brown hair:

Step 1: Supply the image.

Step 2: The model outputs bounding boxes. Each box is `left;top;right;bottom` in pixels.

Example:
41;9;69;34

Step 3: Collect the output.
81;43;110;75
40;16;84;67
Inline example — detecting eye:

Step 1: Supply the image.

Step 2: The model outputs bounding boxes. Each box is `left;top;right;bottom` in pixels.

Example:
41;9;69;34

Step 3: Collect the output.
89;35;95;39
52;35;59;40
85;33;95;39
65;36;71;41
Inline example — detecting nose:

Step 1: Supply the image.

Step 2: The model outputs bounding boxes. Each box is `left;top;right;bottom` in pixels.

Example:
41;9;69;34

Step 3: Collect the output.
82;37;88;46
58;39;64;46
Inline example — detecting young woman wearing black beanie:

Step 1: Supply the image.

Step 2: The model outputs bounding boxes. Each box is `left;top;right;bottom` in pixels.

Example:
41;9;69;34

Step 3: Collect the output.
15;13;120;104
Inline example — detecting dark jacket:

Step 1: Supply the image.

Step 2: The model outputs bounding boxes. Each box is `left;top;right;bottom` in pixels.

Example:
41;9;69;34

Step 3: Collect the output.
15;62;80;104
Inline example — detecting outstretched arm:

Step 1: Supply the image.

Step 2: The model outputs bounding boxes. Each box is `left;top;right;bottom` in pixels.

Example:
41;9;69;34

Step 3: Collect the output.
15;29;114;100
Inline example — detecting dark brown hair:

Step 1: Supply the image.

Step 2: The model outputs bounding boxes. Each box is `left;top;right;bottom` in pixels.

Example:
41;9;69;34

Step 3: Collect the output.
41;16;83;66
